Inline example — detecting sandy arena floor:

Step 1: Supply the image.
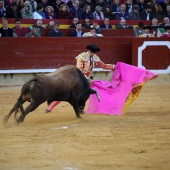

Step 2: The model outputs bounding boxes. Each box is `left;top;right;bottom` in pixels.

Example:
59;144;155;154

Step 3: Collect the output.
0;74;170;170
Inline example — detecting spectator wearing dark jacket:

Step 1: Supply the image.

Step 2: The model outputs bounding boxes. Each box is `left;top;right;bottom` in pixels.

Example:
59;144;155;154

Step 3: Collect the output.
115;18;133;29
129;5;140;20
82;4;94;19
116;4;130;20
164;4;170;18
0;0;7;18
6;2;22;18
100;18;112;29
70;22;84;37
140;3;156;20
0;19;13;37
47;22;63;37
69;0;83;19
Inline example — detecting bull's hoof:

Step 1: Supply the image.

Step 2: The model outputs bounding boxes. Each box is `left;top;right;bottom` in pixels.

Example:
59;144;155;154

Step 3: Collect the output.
15;116;24;126
79;109;85;114
76;115;81;118
14;120;20;126
3;118;8;125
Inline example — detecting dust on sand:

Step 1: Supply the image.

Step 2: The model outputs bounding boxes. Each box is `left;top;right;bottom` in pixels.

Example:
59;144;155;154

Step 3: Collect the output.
0;75;170;170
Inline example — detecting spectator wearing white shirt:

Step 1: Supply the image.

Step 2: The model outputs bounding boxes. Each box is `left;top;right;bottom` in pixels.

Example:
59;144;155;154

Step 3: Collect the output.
82;27;103;37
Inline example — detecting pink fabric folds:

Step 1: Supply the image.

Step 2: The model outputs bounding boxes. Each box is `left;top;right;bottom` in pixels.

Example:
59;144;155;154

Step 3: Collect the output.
86;62;158;115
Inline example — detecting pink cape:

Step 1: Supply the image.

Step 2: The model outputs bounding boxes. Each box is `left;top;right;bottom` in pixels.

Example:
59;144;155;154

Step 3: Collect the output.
86;62;158;115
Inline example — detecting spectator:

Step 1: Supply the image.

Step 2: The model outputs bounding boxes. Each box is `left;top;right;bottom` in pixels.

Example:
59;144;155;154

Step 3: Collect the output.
33;4;45;19
154;4;165;20
70;22;84;37
66;0;75;9
150;0;159;12
28;19;46;36
115;18;133;29
139;26;155;37
6;2;22;18
129;5;140;20
95;0;107;9
164;4;170;18
82;18;92;28
159;17;170;27
137;0;147;13
82;27;103;37
15;0;24;11
93;5;104;20
116;4;130;20
125;0;133;13
100;18;112;29
103;5;114;20
150;18;159;28
111;0;121;13
69;0;83;19
140;3;156;20
45;6;57;19
47;22;63;37
25;25;40;37
161;26;170;37
81;0;95;12
69;17;79;28
134;21;145;37
29;0;37;13
58;4;73;19
13;18;31;37
46;20;55;29
0;0;7;18
82;4;93;19
91;22;102;34
160;0;169;12
51;0;65;15
0;19;13;37
38;0;50;11
21;1;33;19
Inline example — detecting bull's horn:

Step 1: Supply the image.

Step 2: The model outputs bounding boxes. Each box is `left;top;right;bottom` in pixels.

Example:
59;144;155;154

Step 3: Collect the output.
94;90;100;102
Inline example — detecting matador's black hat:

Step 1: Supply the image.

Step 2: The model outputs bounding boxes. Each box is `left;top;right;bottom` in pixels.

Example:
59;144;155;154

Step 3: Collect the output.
86;44;100;53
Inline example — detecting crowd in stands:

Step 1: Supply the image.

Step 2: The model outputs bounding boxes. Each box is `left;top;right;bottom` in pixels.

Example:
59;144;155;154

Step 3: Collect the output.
0;0;169;20
0;0;170;37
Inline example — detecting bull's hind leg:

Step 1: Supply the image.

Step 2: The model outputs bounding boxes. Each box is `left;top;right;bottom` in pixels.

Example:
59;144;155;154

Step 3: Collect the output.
15;101;41;125
3;101;19;125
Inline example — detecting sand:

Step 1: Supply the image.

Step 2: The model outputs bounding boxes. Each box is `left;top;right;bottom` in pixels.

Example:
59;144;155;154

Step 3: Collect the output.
0;74;170;170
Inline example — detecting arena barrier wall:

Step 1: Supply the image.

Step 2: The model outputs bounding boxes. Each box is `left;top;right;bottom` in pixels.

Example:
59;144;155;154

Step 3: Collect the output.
0;37;169;86
132;38;170;74
0;37;132;86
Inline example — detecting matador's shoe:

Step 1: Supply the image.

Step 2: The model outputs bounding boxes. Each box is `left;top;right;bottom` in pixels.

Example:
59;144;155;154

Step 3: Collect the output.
45;109;51;113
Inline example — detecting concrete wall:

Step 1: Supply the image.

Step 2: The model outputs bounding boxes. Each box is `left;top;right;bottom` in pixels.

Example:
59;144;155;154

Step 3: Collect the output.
0;70;113;87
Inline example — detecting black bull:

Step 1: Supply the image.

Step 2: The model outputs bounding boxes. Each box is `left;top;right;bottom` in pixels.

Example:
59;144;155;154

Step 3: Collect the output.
3;65;100;125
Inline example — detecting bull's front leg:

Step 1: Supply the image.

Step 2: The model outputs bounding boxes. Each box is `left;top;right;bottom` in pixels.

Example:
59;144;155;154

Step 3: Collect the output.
78;106;85;114
72;104;81;118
